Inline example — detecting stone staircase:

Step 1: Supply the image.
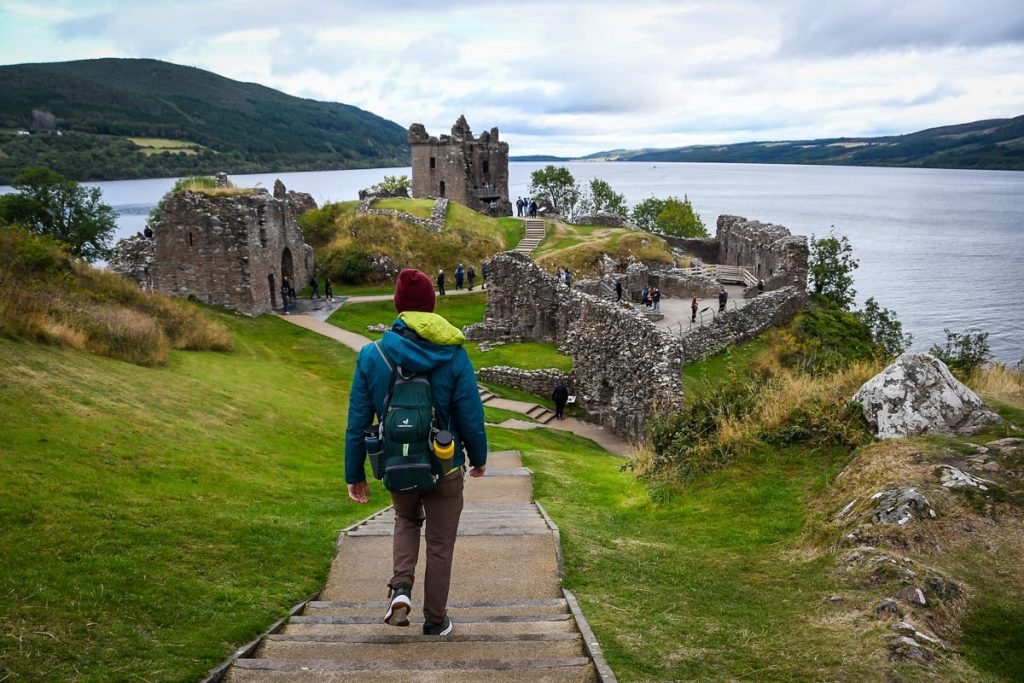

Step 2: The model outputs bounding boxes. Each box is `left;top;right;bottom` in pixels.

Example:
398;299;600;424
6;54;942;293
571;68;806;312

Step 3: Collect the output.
479;385;558;424
515;219;546;255
217;451;613;682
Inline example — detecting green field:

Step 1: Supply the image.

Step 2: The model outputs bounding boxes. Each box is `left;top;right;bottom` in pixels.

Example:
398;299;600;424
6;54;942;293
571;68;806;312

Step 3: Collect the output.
373;197;435;219
128;137;207;156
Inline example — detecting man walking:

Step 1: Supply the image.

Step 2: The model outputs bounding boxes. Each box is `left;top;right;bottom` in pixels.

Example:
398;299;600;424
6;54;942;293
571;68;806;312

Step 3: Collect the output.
718;287;728;313
437;269;446;296
345;269;487;637
615;280;622;302
455;263;465;290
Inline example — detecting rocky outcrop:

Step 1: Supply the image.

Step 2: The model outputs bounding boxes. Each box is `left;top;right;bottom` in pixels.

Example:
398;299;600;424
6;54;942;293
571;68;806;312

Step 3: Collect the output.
852;354;1005;439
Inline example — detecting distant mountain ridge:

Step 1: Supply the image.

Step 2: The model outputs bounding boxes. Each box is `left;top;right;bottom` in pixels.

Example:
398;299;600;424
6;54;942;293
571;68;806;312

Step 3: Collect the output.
511;116;1024;171
0;58;410;183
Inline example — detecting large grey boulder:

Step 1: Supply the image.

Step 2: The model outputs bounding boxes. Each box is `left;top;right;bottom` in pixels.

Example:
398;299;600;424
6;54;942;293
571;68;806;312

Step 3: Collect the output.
852;353;1004;439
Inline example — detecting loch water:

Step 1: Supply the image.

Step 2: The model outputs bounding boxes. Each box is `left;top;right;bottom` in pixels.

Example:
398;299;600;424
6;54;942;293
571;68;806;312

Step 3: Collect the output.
4;162;1022;363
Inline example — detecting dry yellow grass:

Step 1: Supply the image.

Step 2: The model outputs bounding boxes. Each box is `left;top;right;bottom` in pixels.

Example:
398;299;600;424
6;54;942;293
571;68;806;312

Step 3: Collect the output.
970;362;1024;404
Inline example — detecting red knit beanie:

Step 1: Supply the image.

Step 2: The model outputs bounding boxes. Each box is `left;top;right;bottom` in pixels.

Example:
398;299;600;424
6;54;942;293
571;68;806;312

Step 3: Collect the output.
394;269;436;313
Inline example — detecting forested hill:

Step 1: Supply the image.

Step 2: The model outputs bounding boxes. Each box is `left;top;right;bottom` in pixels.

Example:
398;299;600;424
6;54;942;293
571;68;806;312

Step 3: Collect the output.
0;58;410;183
578;115;1024;171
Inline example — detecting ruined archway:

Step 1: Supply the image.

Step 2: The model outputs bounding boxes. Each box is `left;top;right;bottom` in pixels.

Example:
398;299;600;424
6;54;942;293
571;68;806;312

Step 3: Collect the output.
281;248;294;291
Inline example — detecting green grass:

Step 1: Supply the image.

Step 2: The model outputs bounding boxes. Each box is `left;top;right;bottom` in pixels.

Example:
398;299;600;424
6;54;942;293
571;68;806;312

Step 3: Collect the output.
682;338;768;400
326;293;572;372
0;312;385;681
533;220;676;277
489;425;881;680
484;405;534;424
373;198;435;219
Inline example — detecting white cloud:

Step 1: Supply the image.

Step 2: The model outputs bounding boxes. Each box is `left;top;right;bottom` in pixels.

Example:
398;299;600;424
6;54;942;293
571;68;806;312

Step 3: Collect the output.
2;0;1022;155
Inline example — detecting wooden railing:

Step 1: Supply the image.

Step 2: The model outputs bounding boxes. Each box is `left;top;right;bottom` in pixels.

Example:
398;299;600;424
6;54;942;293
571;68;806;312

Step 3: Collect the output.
674;264;756;285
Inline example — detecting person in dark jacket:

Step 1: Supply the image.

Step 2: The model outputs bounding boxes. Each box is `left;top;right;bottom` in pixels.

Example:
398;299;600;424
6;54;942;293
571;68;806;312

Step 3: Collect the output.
615;280;622;302
345;269;487;638
691;296;698;322
455;263;464;290
467;265;476;291
437;269;446;296
552;384;569;420
309;275;321;299
718;288;728;312
281;276;291;314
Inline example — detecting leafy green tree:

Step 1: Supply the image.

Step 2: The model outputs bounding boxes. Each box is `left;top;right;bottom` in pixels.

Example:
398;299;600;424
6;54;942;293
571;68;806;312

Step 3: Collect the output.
528;165;581;217
0;167;116;262
579;178;628;217
808;232;858;309
372;175;410;194
654;195;707;237
860;297;912;359
929;328;992;378
631;196;665;232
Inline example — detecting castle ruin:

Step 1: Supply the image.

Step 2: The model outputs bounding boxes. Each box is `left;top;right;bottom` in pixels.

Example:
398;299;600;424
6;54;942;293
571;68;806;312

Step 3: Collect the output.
109;179;315;316
408;116;512;216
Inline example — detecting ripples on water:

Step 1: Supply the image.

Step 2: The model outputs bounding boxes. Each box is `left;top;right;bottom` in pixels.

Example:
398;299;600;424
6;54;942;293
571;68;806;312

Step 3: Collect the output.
4;162;1021;362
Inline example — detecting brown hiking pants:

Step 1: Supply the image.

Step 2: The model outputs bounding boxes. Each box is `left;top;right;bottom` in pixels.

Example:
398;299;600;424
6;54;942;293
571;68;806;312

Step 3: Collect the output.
389;470;464;623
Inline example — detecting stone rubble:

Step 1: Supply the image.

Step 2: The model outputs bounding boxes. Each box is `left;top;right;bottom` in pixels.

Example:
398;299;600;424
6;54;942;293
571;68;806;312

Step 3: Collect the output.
935;465;994;491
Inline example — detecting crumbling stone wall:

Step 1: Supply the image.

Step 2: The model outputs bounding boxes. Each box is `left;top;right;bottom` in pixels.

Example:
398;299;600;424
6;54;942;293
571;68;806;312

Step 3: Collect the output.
111;179;316;316
716;215;808;289
465;252;684;441
108;235;155;291
679;286;808;365
408;116;512;215
357;197;448;232
574;211;638;229
477;366;571;401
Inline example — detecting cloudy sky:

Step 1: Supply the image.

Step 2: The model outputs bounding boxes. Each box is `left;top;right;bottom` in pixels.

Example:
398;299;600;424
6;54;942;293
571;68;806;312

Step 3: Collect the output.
2;0;1023;156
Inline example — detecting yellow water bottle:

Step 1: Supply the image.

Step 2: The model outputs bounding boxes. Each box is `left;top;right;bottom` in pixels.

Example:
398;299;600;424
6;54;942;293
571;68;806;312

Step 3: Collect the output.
433;429;455;471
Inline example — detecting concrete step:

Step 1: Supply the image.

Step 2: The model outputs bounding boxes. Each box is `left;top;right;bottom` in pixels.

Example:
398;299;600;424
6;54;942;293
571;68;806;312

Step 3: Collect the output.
305;598;568;619
282;617;577;638
253;634;585;661
225;657;598;682
537;411;558;425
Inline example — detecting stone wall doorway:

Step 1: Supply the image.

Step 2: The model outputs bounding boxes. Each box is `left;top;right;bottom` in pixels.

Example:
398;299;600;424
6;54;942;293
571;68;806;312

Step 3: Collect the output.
268;273;277;308
281;248;294;290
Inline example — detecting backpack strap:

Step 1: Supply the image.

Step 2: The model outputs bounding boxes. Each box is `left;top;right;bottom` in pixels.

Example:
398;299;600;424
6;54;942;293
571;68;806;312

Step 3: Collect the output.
374;341;400;417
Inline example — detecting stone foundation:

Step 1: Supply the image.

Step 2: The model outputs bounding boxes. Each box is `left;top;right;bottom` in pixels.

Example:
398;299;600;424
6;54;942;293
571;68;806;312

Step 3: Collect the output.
477;366;572;404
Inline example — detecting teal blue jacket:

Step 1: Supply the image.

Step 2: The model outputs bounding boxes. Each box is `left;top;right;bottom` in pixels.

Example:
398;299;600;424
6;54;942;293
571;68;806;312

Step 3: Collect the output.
344;312;487;485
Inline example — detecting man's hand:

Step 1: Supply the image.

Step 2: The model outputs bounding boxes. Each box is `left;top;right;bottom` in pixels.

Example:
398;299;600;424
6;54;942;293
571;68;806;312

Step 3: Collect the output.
348;480;371;503
468;465;486;478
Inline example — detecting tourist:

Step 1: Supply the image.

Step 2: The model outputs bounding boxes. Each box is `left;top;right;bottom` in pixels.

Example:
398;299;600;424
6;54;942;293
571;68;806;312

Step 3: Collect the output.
481;260;490;289
516;197;524;217
615;280;622;302
325;277;334;301
344;268;487;638
564;268;572;287
437;269;446;296
309;275;320;299
758;279;765;294
530;200;538;218
652;287;661;311
718;288;728;313
467;265;476;291
691;296;698;322
281;276;291;314
641;285;649;307
455;263;465;290
552;383;569;420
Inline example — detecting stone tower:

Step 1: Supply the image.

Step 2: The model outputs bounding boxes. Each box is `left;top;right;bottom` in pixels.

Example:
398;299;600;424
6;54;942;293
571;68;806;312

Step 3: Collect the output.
408;116;512;215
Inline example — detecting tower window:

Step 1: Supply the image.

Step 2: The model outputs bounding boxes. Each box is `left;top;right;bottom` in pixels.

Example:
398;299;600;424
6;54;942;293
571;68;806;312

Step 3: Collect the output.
482;160;489;173
429;157;436;169
188;231;193;247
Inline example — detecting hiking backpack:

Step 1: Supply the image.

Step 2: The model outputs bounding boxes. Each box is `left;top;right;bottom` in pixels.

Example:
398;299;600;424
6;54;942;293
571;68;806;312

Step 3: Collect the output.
372;341;443;493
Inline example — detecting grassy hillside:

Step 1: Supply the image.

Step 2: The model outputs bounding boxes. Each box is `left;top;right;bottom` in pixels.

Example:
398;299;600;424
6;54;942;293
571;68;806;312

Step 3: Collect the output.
0;58;409;183
586;115;1024;171
0;312;378;681
302;198;525;286
533;219;677;277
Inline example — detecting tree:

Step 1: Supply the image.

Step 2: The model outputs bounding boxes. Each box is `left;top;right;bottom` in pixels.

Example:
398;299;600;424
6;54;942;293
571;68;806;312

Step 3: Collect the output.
654;195;708;238
860;297;912;359
808;232;858;309
0;167;117;262
580;178;628;217
929;328;992;378
528;165;581;218
372;175;410;194
631;196;666;232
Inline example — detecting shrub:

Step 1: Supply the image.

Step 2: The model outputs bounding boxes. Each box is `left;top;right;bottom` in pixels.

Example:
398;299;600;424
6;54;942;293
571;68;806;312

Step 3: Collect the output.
808;232;858;309
930;328;992;379
860;297;911;359
334;250;373;284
